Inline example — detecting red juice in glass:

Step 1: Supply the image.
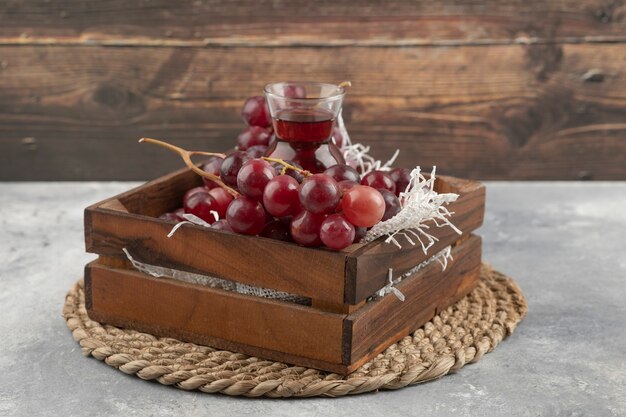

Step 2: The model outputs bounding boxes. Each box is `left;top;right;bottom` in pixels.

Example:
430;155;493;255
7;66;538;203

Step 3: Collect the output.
264;82;346;173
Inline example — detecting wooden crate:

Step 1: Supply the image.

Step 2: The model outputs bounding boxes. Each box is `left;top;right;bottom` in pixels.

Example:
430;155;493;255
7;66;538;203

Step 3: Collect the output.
83;167;485;374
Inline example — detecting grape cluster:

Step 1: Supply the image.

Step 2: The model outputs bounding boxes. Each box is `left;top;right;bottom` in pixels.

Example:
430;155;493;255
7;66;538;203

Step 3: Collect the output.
158;95;411;251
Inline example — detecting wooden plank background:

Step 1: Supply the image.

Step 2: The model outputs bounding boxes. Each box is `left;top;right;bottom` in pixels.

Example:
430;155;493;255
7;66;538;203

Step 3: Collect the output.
1;1;625;180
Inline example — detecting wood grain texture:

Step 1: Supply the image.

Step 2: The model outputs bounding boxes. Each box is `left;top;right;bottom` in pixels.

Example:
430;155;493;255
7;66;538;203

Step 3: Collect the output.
1;0;625;45
85;260;346;366
85;234;481;374
1;42;625;180
347;234;482;365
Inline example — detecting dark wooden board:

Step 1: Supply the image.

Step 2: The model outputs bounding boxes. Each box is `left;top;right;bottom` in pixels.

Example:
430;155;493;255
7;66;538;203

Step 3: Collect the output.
2;43;625;180
2;0;625;45
85;234;481;374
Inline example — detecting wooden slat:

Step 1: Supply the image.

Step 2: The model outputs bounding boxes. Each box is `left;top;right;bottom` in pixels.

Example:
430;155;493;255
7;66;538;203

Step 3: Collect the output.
2;43;626;180
346;234;482;367
85;261;346;367
1;0;625;45
346;176;485;303
85;207;348;310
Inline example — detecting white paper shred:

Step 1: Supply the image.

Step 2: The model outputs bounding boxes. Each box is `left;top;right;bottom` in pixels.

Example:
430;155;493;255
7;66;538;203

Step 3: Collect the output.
363;166;462;250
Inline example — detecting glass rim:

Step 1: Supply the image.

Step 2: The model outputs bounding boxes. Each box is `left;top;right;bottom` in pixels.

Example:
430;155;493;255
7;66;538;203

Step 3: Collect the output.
263;81;346;102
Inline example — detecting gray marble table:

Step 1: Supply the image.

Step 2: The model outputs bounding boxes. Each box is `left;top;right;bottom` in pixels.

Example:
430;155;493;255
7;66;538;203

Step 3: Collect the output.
1;182;625;417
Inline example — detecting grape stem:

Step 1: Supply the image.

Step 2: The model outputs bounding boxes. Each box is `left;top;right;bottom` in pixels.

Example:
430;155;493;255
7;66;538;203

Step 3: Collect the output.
139;138;240;197
262;157;311;177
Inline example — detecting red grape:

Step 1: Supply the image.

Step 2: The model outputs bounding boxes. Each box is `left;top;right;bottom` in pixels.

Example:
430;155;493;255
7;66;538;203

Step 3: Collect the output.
183;186;209;202
201;156;223;189
320;214;355;250
290;210;326;247
324;164;360;183
263;175;301;217
246;145;268;158
208;187;234;219
237;126;271;150
361;170;396;194
378;189;402;221
237;159;275;200
341;185;385;227
389;167;412;196
242;96;271;127
260;219;292;242
220;151;250;188
226;196;267;235
212;219;233;232
353;226;367;243
184;192;218;224
299;174;340;214
268;133;277;148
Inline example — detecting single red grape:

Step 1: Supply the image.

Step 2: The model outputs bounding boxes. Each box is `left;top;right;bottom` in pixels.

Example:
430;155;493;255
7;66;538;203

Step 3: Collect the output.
341;185;385;227
320;214;355;250
208;187;234;219
389;167;412;196
290;210;326;247
260;219;292;242
324;164;361;183
361;170;396;194
237;126;271;151
201;156;223;189
353;226;367;243
220;151;250;188
263;175;301;217
183;186;209;202
299;174;340;214
184;192;218;224
242;96;271;127
225;196;267;235
246;145;268;158
212;219;233;232
237;159;275;200
378;189;402;221
268;133;277;148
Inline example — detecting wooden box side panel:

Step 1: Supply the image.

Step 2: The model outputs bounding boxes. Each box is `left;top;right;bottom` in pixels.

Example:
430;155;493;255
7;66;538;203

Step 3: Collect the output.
346;234;482;369
85;262;346;366
346;177;485;303
85;208;348;309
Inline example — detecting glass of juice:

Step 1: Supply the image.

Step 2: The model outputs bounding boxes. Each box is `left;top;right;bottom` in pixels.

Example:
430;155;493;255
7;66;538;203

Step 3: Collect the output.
264;82;346;173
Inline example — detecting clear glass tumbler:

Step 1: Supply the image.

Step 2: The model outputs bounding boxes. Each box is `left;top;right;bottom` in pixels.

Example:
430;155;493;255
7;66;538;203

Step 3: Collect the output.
264;82;346;173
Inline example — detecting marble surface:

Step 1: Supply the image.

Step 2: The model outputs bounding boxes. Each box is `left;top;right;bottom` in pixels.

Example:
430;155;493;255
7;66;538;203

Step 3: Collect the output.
1;182;625;417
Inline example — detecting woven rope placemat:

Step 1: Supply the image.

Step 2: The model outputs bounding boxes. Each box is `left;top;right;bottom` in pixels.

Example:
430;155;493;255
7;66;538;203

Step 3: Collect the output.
63;263;527;398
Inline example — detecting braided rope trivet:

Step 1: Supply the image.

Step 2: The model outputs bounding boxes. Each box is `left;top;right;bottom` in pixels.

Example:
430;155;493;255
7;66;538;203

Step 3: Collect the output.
63;263;527;398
